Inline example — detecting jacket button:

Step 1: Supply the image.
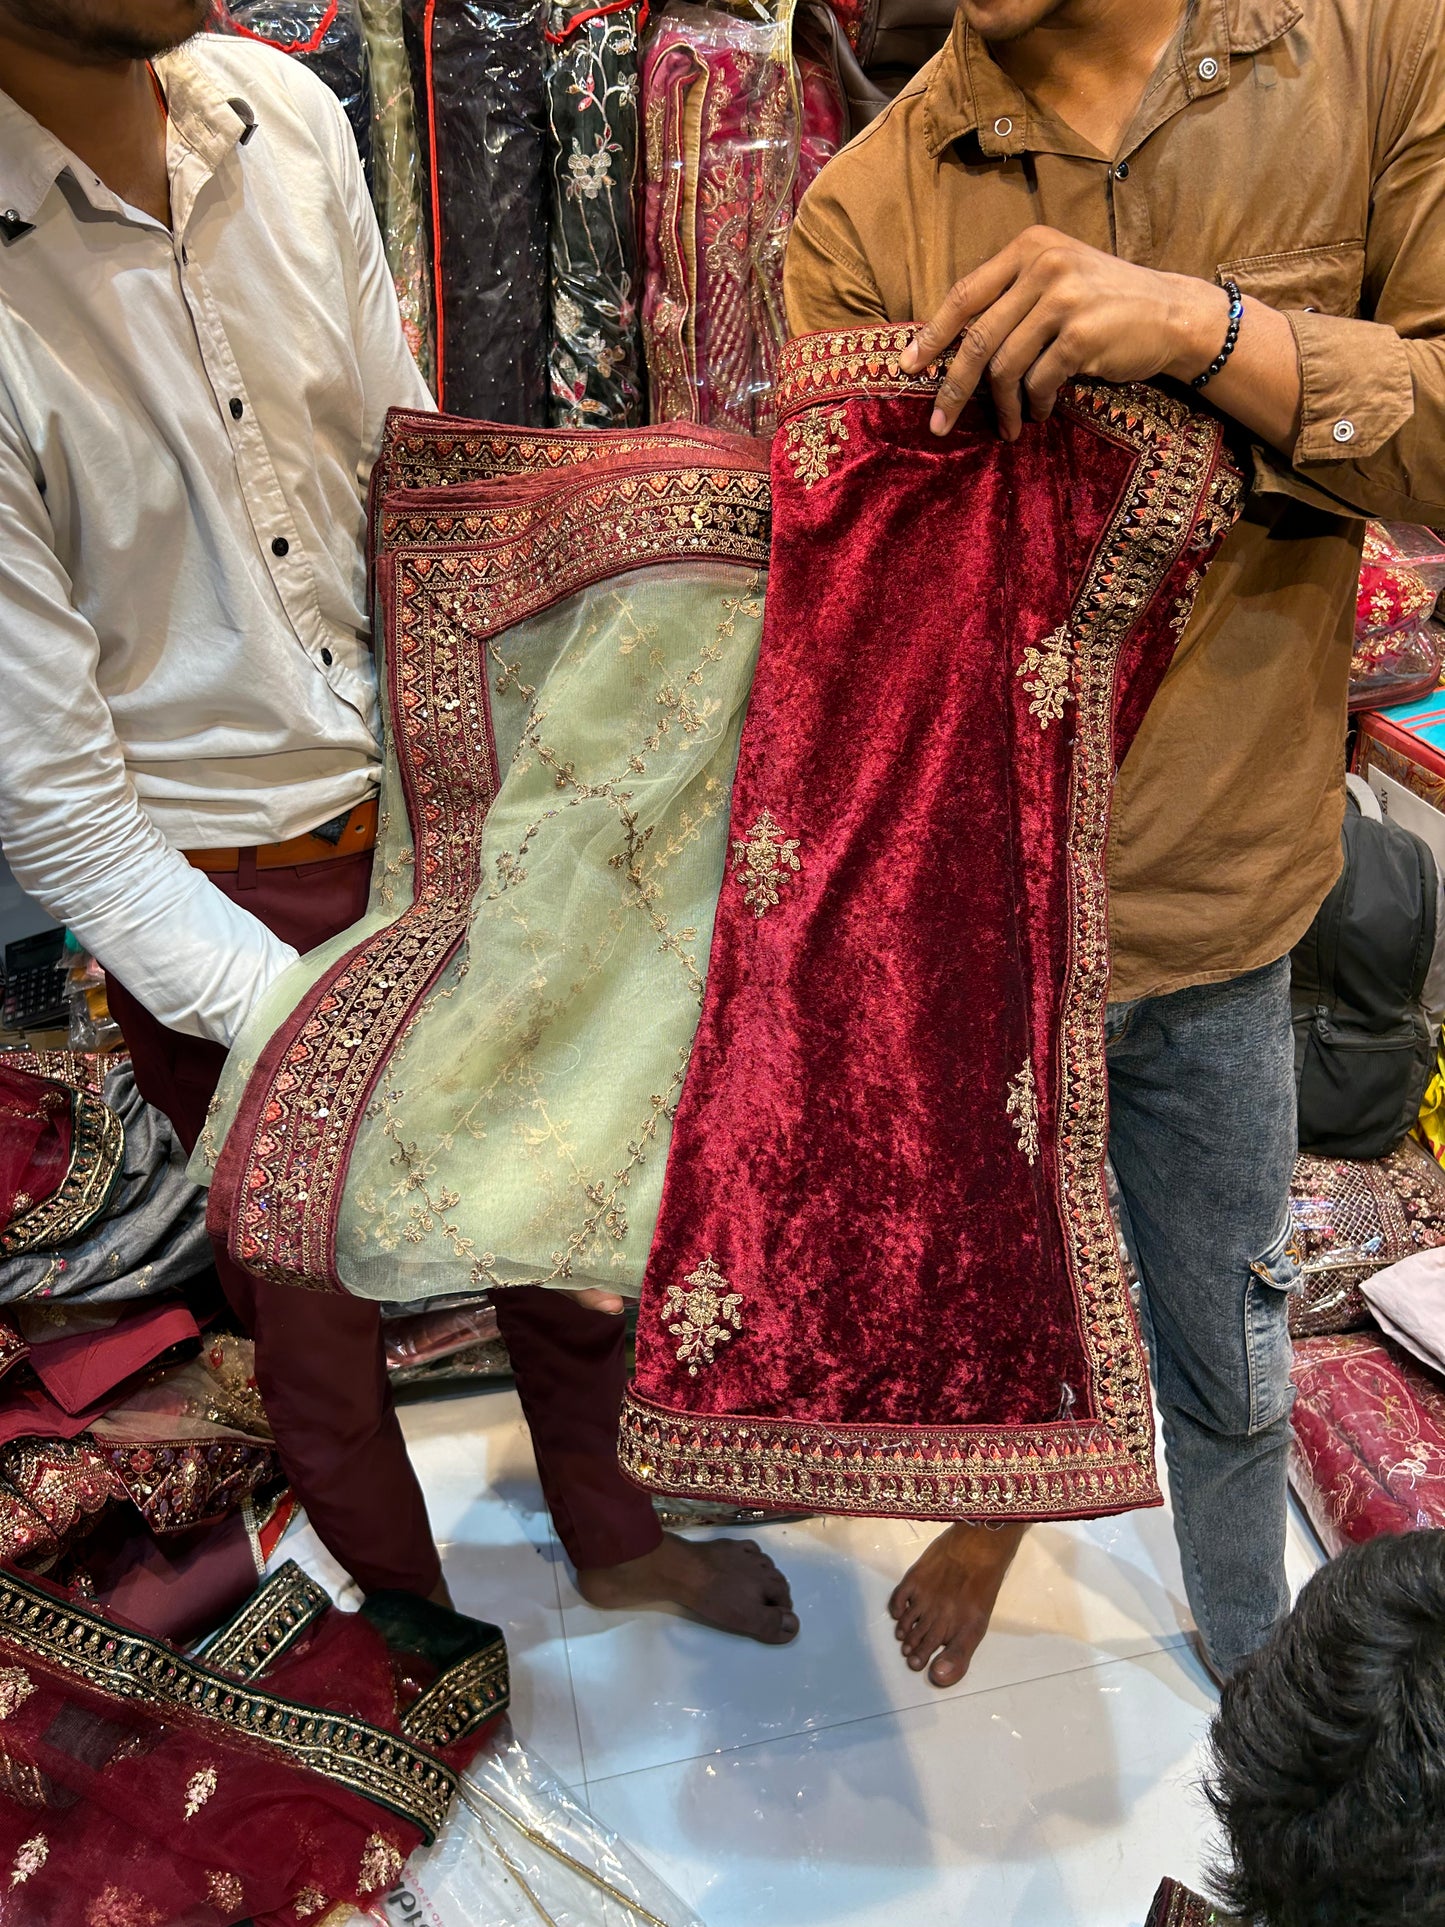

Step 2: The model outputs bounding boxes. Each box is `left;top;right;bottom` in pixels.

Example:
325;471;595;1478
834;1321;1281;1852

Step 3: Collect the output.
1332;419;1356;444
271;536;289;557
1198;55;1220;80
1113;161;1130;181
229;397;243;420
994;117;1013;137
320;648;333;666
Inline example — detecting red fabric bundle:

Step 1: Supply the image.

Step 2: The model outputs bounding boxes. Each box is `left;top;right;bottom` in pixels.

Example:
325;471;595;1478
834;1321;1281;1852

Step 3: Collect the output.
0;1062;122;1257
622;330;1245;1523
0;1560;508;1925
1289;1332;1445;1554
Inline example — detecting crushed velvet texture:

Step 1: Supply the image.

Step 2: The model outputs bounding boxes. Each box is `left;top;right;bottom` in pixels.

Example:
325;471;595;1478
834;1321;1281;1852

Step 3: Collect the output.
622;329;1245;1522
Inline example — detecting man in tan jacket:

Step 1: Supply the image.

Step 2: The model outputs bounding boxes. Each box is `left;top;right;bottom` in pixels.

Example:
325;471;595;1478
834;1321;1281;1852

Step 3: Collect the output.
786;0;1445;1684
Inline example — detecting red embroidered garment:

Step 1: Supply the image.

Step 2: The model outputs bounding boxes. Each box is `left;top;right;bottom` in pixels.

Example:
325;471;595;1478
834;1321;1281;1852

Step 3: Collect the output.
621;329;1245;1521
0;1559;508;1924
0;1062;122;1259
1289;1332;1445;1553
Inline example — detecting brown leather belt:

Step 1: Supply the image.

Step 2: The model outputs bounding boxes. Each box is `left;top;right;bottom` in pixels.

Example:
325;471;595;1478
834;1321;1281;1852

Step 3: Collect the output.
183;798;378;875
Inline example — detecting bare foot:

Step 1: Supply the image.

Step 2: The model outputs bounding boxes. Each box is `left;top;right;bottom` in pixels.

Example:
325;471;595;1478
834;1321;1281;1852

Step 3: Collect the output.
564;1287;625;1315
576;1534;799;1645
888;1521;1029;1687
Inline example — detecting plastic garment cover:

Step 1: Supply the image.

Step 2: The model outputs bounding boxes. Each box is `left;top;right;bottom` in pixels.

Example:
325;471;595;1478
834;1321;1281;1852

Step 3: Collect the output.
1350;524;1445;711
1287;1138;1445;1339
403;0;551;422
358;0;437;386
546;2;646;427
639;0;845;433
0;1064;210;1308
1289;1332;1445;1552
361;1718;705;1926
210;0;375;187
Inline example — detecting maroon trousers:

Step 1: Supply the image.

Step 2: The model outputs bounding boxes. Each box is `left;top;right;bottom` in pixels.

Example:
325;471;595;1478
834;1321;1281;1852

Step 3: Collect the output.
107;850;661;1596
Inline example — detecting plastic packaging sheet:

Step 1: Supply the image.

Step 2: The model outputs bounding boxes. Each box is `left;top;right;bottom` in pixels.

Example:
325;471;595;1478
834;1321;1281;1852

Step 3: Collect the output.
546;2;646;427
1287;1139;1445;1339
361;1719;707;1927
403;0;551;423
210;0;374;187
358;0;436;386
639;0;844;434
1350;522;1445;710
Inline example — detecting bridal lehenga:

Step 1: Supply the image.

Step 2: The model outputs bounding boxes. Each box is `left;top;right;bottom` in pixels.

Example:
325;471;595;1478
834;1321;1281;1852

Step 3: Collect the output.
201;329;1244;1526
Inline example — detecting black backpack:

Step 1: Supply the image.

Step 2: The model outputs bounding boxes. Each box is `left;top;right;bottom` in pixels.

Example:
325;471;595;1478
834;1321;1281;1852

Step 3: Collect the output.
1290;791;1439;1159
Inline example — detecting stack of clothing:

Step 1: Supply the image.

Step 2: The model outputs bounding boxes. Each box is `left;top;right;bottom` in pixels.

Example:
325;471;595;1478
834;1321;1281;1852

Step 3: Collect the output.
0;1051;289;1640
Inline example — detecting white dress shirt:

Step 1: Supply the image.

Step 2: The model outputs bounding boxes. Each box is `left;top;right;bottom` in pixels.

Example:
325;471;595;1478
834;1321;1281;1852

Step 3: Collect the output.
0;38;432;1046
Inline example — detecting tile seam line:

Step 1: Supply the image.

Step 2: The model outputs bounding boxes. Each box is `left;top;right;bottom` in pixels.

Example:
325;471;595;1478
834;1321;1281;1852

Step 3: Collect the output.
578;1635;1200;1790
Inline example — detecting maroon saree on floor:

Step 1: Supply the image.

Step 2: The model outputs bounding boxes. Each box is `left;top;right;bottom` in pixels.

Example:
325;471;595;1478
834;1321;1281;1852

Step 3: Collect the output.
621;328;1245;1523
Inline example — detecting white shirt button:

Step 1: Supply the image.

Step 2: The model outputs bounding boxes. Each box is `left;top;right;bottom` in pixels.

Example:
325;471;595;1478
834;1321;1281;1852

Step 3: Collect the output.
1198;56;1220;80
1333;419;1357;444
994;117;1014;137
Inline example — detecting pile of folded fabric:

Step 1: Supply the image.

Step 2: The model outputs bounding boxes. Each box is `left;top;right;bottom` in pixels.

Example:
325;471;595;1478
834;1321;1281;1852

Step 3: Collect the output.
0;1051;295;1640
1284;536;1445;1554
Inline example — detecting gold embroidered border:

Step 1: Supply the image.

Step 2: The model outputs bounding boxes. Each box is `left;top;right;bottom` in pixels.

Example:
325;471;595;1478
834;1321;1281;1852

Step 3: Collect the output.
618;1390;1160;1519
369;408;734;554
623;361;1243;1521
0;1569;456;1840
202;1562;330;1683
220;460;771;1291
399;1643;510;1750
0;1088;124;1259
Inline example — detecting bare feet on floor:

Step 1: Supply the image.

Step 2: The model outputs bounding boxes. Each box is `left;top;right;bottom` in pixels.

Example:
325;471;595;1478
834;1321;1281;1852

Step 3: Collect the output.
576;1534;800;1645
888;1520;1029;1687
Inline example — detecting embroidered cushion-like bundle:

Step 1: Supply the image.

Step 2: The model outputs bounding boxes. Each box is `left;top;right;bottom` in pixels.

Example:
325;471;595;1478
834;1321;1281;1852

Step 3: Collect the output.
1288;1138;1445;1338
1290;1332;1445;1552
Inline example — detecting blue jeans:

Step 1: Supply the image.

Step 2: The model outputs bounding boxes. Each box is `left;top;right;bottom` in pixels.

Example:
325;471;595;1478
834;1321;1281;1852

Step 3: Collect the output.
1106;957;1298;1674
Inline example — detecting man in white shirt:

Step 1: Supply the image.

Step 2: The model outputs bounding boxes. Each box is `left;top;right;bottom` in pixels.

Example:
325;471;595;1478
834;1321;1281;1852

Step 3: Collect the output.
0;0;797;1641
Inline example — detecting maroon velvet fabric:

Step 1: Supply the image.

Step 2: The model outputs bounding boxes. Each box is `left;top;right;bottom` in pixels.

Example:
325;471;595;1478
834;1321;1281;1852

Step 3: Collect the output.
623;328;1245;1522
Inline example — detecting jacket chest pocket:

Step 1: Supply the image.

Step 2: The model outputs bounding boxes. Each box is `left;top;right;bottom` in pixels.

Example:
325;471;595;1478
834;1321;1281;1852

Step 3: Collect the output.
1216;240;1366;317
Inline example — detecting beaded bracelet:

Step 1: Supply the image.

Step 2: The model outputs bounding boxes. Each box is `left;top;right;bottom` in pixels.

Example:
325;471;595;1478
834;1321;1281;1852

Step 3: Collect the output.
1192;279;1244;390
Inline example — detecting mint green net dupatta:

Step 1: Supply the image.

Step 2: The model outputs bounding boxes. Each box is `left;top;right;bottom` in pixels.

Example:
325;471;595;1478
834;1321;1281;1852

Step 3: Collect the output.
199;430;771;1303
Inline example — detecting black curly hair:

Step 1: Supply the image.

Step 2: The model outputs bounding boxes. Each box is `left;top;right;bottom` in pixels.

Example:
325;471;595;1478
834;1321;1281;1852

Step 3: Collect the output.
1204;1529;1445;1926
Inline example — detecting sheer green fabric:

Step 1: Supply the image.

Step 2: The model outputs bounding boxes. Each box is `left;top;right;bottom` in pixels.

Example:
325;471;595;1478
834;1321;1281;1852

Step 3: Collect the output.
196;561;763;1302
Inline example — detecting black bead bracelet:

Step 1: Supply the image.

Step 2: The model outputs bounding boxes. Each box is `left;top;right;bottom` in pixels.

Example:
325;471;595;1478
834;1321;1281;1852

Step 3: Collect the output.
1192;279;1244;390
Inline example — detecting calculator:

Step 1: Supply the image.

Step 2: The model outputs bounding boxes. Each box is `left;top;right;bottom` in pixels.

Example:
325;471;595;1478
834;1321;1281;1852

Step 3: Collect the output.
1;930;69;1032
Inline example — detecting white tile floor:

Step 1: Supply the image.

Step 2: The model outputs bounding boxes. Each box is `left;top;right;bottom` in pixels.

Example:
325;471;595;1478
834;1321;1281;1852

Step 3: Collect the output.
288;1380;1328;1927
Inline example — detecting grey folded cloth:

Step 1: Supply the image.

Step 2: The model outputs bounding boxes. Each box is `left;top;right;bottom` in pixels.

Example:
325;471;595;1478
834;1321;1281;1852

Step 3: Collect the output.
0;1066;211;1305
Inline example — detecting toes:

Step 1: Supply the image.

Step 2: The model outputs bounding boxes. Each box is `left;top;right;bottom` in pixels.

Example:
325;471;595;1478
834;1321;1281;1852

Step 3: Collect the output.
888;1580;916;1621
762;1608;801;1646
928;1631;978;1689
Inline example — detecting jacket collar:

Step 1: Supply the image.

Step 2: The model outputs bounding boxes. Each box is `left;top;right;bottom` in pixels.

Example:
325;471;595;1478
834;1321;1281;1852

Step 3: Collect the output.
923;0;1304;160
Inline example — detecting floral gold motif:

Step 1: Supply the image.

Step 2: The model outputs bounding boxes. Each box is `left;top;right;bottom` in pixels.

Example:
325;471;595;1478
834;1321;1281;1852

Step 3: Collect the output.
785;406;849;488
359;1834;405;1893
184;1765;217;1819
291;1888;327;1920
663;1256;744;1375
731;810;801;919
1006;1060;1041;1166
10;1834;46;1887
206;1871;243;1911
85;1887;162;1927
1016;623;1073;726
0;1667;35;1721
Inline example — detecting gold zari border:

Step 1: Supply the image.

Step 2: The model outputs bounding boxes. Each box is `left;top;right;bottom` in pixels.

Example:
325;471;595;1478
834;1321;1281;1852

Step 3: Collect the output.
400;1643;510;1750
0;1087;124;1258
202;1561;330;1683
0;1569;457;1840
